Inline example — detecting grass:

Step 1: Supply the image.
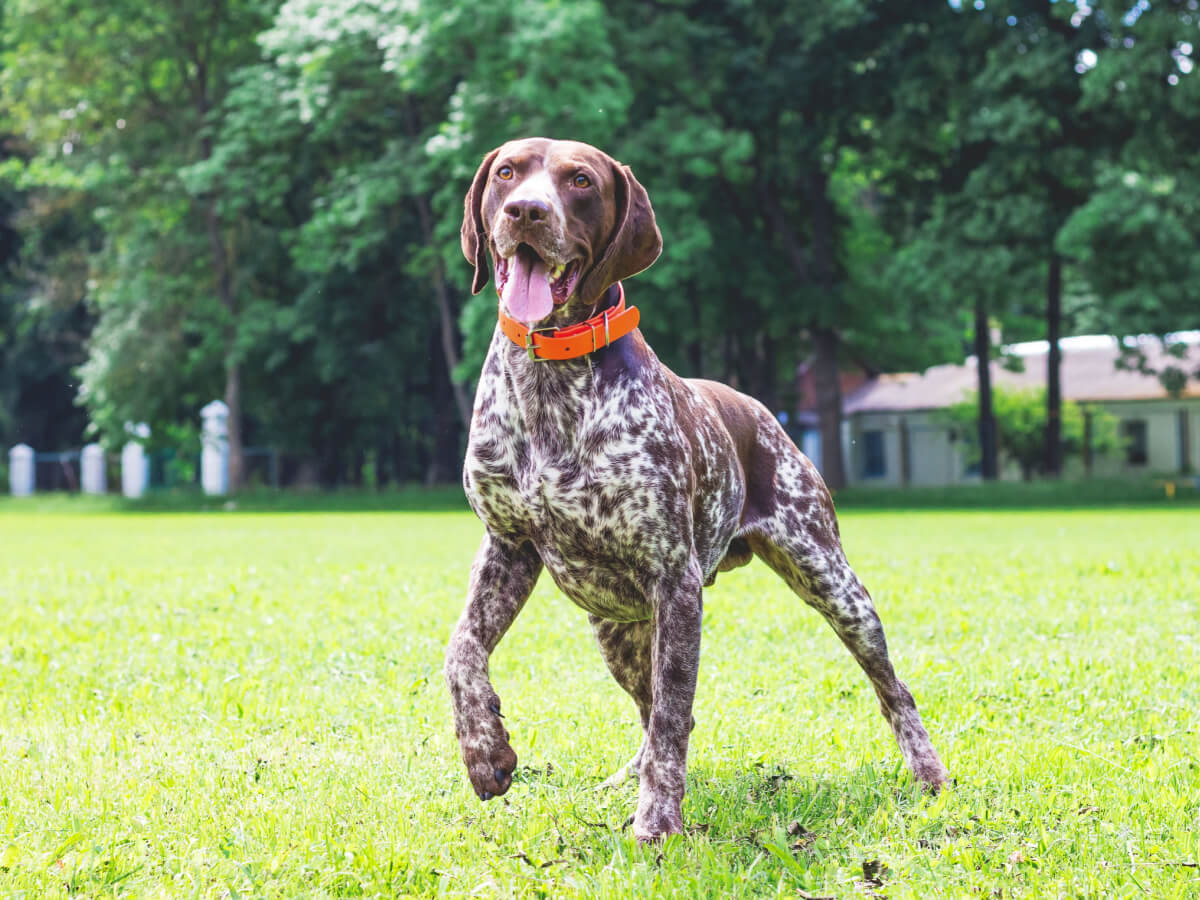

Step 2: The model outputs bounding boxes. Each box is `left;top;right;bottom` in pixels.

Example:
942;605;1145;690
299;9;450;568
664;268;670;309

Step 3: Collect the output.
0;502;1196;898
835;476;1200;509
4;473;1197;516
0;485;472;515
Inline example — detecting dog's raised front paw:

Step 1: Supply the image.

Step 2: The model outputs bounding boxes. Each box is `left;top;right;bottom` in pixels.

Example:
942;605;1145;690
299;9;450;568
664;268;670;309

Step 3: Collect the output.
459;722;518;801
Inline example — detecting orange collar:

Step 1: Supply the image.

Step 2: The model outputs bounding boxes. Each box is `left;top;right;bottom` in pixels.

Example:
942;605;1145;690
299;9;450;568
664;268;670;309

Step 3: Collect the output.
498;283;640;361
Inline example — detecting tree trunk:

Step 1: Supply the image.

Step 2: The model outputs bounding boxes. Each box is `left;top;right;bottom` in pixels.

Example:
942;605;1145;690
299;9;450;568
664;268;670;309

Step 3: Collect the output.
724;328;734;388
1044;252;1063;477
1179;410;1191;475
224;359;243;492
399;94;472;430
425;331;462;485
806;170;847;490
392;432;406;484
812;326;846;490
687;339;703;378
974;297;998;480
758;332;777;411
203;201;244;493
1083;407;1093;477
191;44;245;494
413;195;473;429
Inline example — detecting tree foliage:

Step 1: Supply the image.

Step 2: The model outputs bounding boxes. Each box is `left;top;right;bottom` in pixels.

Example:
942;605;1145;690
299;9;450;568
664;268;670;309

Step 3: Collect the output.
0;0;1196;486
1058;0;1200;389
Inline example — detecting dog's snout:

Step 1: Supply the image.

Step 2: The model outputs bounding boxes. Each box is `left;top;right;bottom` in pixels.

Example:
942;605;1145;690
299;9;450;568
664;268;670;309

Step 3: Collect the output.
504;198;550;225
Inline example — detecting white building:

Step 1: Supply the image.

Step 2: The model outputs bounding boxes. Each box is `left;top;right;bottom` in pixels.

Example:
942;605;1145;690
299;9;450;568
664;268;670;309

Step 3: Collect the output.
836;334;1200;486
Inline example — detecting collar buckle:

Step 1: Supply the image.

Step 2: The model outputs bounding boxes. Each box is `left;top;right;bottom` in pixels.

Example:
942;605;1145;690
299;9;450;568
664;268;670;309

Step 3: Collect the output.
525;326;556;362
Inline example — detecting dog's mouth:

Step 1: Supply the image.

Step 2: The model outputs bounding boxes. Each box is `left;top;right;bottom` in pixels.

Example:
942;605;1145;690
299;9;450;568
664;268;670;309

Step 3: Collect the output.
495;244;581;325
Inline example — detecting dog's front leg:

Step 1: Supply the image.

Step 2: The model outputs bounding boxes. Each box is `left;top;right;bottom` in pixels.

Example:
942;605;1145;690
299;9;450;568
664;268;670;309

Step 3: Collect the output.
445;532;541;801
634;562;703;842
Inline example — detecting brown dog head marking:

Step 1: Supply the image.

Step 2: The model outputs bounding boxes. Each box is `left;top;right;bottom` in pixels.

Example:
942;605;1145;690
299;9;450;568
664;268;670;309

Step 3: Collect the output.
461;138;662;325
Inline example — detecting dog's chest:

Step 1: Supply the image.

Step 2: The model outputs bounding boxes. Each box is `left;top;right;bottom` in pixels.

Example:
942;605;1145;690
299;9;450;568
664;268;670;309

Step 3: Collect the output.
465;356;686;620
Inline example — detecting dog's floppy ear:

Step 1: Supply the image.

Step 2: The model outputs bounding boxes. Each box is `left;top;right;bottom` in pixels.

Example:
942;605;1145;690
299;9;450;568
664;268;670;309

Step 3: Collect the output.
461;148;501;295
576;161;662;305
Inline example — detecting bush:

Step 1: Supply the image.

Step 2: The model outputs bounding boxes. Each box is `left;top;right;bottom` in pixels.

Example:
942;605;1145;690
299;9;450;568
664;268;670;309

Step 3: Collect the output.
939;386;1118;480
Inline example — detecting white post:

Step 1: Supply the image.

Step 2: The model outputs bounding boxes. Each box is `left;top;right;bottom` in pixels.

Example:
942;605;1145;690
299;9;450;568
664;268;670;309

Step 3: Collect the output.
81;443;107;495
9;444;34;496
122;423;150;499
201;400;229;496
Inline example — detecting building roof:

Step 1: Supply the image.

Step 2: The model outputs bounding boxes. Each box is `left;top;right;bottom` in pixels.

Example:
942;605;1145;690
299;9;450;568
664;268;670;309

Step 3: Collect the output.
844;333;1200;414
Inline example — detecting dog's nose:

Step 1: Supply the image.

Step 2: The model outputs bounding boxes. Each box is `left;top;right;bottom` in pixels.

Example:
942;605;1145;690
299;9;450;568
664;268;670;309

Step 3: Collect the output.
504;198;550;224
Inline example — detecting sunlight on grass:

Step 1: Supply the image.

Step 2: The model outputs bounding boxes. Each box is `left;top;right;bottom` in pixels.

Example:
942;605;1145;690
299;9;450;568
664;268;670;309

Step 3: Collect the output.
0;507;1196;897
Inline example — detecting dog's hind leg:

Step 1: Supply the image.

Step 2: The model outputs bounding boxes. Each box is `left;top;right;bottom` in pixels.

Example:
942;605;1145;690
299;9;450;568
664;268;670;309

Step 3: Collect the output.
590;616;653;787
747;457;948;789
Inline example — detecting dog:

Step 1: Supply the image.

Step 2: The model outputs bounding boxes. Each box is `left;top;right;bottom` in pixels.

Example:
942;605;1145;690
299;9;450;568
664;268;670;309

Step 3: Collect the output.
445;137;948;842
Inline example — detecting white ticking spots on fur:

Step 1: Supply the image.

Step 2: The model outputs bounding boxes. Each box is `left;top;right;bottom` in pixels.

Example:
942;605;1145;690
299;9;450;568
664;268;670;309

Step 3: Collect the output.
448;140;948;841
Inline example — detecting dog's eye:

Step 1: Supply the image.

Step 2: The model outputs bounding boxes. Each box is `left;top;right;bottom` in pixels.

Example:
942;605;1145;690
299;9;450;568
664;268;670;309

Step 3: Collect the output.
497;165;514;181
573;173;591;189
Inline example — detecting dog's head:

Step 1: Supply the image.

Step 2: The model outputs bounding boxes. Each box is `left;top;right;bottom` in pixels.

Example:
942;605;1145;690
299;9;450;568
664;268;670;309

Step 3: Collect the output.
461;138;662;326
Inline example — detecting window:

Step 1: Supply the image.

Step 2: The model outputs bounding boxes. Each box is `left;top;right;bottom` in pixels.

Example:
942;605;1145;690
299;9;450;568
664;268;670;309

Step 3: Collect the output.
1122;419;1148;465
862;430;886;478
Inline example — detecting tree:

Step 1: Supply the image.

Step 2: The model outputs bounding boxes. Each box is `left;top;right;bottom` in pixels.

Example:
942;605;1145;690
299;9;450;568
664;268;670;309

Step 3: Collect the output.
1;0;1192;489
604;0;969;488
882;2;1114;480
1058;0;1200;392
0;20;94;453
2;0;279;488
946;2;1111;478
2;0;634;485
230;0;633;482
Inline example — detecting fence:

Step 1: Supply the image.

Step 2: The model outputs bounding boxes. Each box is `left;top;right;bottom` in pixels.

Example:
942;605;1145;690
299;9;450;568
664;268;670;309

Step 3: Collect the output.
34;450;81;492
6;400;269;498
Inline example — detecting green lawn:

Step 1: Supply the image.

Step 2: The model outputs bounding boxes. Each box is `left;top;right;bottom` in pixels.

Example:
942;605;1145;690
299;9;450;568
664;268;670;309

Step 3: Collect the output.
0;503;1197;898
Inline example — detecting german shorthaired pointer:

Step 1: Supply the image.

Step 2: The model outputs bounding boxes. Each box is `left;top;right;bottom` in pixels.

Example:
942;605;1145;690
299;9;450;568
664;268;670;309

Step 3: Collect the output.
446;137;948;842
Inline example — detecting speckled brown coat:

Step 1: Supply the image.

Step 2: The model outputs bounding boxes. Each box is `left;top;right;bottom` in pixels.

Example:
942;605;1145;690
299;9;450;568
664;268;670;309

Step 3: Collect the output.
445;138;948;842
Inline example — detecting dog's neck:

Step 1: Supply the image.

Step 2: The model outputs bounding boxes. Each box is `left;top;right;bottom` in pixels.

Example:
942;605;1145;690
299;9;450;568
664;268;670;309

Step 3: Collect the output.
490;284;648;452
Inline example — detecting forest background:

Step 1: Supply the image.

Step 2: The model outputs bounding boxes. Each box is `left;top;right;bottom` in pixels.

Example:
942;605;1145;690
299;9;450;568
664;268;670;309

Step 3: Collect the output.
1;0;1197;490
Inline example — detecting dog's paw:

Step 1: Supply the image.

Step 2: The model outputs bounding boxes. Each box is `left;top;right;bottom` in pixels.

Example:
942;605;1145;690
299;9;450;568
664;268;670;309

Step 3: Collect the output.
919;765;951;794
633;810;683;843
632;798;683;843
912;756;950;793
459;727;518;801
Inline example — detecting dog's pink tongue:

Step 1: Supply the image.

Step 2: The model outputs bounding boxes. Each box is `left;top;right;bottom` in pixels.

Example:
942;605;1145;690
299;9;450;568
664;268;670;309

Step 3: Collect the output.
502;250;553;325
